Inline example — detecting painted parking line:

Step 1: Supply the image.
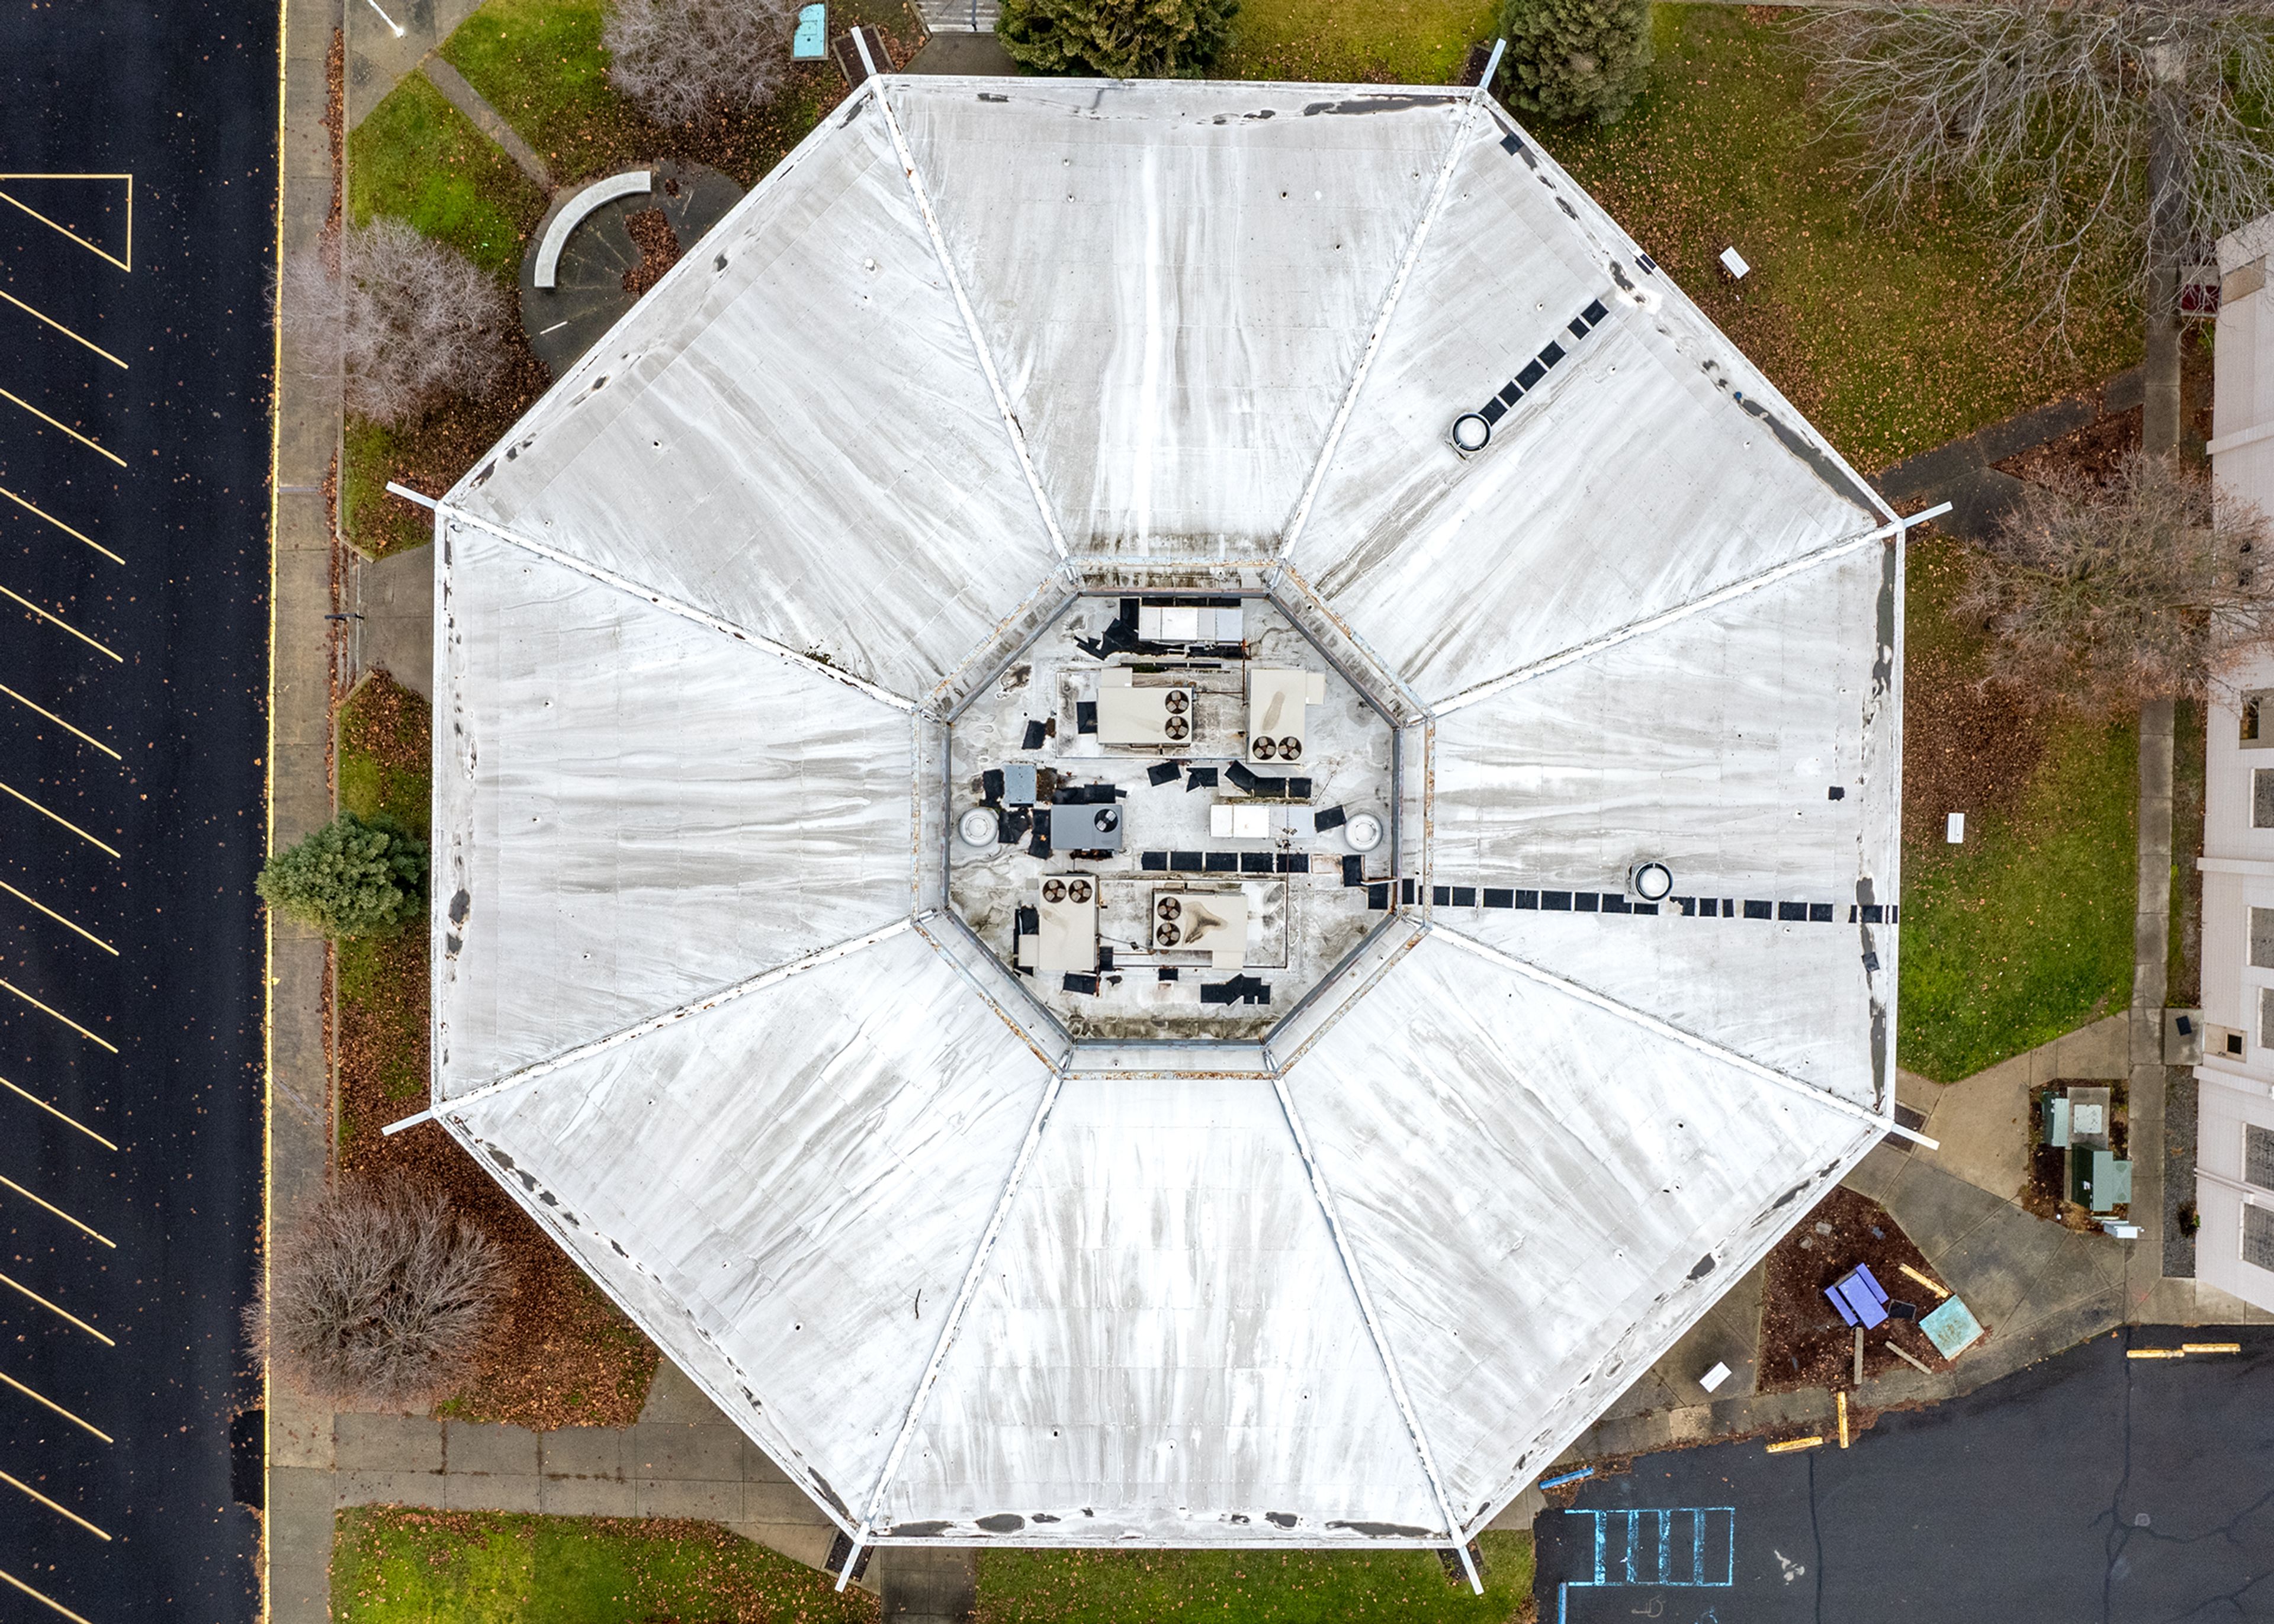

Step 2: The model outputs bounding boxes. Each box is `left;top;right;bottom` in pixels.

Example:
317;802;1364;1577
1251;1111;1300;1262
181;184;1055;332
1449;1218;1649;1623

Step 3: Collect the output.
0;173;132;272
0;879;117;953
0;481;123;565
0;684;122;761
0;387;124;468
0;1562;95;1624
0;1471;109;1541
0;1175;113;1247
0;287;125;371
0;582;120;662
0;1369;110;1443
0;779;119;856
0;981;115;1053
0;1271;111;1345
0;1075;115;1150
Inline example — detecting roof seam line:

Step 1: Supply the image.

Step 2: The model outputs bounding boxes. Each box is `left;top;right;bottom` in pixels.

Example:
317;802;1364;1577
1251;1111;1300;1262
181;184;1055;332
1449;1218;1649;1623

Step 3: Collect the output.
1427;922;1895;1133
1428;513;1906;719
439;919;917;1120
1275;563;1433;721
1274;83;1486;570
433;500;920;713
912;912;1071;1068
847;1059;1073;1552
1270;1073;1470;1549
869;82;1075;571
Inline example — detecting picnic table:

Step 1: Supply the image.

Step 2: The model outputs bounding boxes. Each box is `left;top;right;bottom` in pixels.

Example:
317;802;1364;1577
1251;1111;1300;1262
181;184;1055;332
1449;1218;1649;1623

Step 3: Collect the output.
1825;1263;1889;1330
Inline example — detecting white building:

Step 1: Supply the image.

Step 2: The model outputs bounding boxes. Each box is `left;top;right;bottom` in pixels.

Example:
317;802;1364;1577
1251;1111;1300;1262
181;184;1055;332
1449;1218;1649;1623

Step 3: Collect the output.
2196;216;2274;1313
421;76;1912;1576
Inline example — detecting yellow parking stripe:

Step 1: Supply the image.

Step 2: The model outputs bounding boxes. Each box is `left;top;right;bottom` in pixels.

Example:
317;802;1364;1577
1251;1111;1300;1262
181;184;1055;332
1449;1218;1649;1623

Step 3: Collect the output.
0;1563;96;1624
0;1176;113;1247
0;779;120;856
0;1369;111;1442
0;483;123;565
0;174;132;272
0;981;116;1052
0;1076;115;1150
0;685;122;760
0;388;124;467
0;880;117;953
0;1471;110;1540
0;1271;112;1345
0;287;125;369
0;583;120;661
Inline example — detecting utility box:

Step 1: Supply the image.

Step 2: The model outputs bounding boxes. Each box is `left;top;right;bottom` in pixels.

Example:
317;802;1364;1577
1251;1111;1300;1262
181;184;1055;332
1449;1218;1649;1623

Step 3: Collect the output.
2042;1094;2071;1149
2065;1085;2113;1151
2073;1149;2132;1214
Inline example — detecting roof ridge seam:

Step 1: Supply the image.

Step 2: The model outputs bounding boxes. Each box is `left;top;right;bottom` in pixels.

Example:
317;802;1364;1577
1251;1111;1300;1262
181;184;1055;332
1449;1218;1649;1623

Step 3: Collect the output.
1428;513;1904;719
1270;1073;1467;1549
840;1059;1074;1580
912;911;1071;1069
438;918;917;1119
1273;86;1486;572
1428;922;1892;1132
869;81;1076;574
435;500;919;713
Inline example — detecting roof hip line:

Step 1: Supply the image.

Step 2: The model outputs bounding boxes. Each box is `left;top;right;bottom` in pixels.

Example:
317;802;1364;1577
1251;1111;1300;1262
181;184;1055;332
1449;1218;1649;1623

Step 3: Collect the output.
1273;85;1488;574
433;919;917;1123
431;498;920;713
1429;923;1932;1146
1270;1073;1480;1593
1428;506;1941;719
869;81;1075;574
839;1059;1074;1588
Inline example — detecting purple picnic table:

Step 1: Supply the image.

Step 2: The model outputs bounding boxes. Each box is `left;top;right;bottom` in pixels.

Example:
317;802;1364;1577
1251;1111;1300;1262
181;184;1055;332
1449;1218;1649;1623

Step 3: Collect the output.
1825;1263;1889;1330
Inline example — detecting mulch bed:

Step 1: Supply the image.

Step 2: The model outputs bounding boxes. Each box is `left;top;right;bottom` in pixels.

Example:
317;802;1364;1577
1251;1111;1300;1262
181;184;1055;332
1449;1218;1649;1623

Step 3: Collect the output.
333;684;659;1431
1899;536;2051;844
1756;1187;1960;1393
619;205;680;298
351;335;552;557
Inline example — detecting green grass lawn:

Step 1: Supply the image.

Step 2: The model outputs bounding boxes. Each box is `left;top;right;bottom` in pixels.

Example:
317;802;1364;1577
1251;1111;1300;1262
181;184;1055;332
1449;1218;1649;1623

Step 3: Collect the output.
333;1510;880;1623
335;675;435;1137
1894;546;2137;1082
349;70;547;281
1215;0;1495;85
975;1536;1533;1624
332;1509;1534;1624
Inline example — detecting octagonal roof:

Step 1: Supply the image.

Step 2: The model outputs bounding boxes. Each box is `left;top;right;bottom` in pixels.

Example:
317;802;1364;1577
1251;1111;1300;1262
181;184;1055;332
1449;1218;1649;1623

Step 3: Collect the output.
426;76;1906;1558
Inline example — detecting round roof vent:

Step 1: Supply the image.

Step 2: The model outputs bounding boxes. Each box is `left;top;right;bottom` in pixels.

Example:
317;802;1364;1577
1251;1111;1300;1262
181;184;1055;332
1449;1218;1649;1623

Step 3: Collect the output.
1630;861;1674;902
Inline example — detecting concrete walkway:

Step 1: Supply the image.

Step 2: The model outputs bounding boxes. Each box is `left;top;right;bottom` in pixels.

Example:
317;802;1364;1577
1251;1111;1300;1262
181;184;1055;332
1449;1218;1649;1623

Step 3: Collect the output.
347;546;434;699
1875;366;2143;541
420;56;552;189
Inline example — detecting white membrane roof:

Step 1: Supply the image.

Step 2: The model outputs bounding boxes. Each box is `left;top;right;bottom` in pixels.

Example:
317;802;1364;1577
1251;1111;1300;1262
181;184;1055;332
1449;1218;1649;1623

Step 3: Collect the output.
431;76;1903;1557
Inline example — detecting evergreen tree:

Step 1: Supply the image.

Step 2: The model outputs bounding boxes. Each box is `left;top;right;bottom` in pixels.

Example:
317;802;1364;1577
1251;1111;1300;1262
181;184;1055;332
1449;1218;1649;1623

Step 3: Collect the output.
998;0;1236;79
257;811;429;938
1495;0;1653;127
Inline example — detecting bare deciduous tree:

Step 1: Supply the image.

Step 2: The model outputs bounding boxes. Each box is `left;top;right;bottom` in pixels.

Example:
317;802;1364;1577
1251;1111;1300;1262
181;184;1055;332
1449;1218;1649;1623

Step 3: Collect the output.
275;220;510;428
604;0;798;127
1958;451;2274;712
248;1177;506;1411
1803;1;2274;455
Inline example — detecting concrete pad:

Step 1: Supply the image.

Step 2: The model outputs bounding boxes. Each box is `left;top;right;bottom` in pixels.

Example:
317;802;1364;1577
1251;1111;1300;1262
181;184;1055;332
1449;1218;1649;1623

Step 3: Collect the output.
741;1436;795;1484
352;545;434;700
2034;1015;2130;1081
444;1471;542;1513
1919;1052;2035;1201
346;0;490;129
335;1411;444;1472
876;1544;978;1623
904;31;1017;73
269;1385;334;1472
738;1520;847;1577
638;1357;731;1427
743;1478;831;1525
626;1422;743;1481
539;1426;624;1481
445;1420;539;1477
336;1468;448;1507
636;1477;742;1521
1877;1158;2013;1261
1841;1141;1912;1206
538;1472;639;1517
1934;1207;2080;1327
266;1465;339;1624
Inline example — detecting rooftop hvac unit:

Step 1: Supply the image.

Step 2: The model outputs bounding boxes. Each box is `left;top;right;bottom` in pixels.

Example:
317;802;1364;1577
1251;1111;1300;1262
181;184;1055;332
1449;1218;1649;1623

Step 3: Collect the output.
1155;887;1248;970
1096;680;1197;747
1247;669;1326;765
1035;876;1098;982
1137;603;1244;644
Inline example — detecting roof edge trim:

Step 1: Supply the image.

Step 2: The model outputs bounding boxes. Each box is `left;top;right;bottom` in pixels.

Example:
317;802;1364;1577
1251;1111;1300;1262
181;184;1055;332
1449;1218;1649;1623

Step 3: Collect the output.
438;918;916;1112
1430;923;1892;1133
1429;515;1904;719
875;81;1074;571
436;501;918;713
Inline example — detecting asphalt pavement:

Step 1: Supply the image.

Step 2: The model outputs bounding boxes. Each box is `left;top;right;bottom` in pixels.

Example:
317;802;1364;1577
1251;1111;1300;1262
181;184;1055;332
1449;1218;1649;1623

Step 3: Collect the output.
1538;1328;2274;1623
0;7;276;1622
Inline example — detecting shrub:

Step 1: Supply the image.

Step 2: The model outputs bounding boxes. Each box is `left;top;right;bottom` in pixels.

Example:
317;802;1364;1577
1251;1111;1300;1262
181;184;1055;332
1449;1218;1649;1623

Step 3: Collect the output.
998;0;1237;78
258;810;429;938
275;220;511;428
248;1178;506;1411
603;0;799;127
1494;0;1653;127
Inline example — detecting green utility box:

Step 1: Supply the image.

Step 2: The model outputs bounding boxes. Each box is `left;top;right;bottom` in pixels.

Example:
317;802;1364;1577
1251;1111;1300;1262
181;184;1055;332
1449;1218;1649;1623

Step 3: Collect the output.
2072;1148;2132;1214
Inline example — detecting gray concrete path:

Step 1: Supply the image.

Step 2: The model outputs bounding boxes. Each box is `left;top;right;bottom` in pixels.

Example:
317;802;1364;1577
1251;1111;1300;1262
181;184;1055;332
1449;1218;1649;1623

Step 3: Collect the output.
1876;366;2143;539
348;0;490;128
1901;1014;2128;1201
349;545;434;699
420;56;553;189
2125;699;2176;1321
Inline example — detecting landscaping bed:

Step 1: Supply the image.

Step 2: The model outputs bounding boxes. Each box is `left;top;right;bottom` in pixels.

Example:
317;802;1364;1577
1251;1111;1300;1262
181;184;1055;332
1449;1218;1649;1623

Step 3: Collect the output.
1755;1188;1959;1394
333;1509;878;1623
335;673;660;1429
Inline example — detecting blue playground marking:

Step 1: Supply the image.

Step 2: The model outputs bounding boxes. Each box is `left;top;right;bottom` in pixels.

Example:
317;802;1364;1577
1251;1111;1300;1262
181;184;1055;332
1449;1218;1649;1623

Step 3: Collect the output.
1555;1506;1736;1623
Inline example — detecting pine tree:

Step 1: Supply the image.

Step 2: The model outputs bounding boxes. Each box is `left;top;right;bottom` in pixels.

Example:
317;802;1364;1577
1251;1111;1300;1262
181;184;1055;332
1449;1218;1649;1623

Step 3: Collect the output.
998;0;1237;79
256;811;429;938
1495;0;1653;127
